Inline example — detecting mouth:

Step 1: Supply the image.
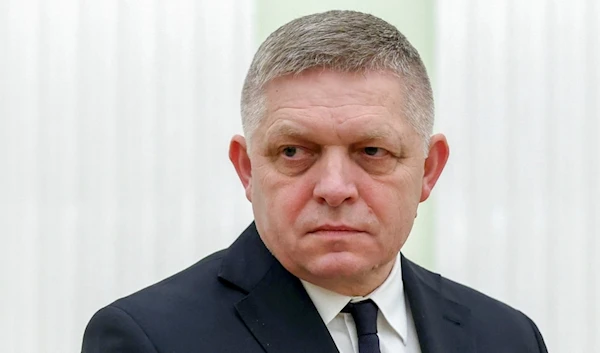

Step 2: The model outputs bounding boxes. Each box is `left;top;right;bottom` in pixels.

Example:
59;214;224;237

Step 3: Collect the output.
309;225;365;235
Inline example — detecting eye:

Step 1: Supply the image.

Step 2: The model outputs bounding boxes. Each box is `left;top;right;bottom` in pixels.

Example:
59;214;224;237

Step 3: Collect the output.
362;147;388;157
282;146;298;158
274;145;316;175
280;146;312;159
355;146;397;175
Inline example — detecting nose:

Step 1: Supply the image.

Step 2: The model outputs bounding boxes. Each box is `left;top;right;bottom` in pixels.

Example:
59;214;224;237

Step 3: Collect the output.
312;150;359;207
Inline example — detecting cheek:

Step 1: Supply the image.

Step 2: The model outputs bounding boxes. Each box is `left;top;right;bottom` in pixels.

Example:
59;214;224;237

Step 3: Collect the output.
257;171;314;228
362;169;422;227
278;184;315;227
393;165;424;200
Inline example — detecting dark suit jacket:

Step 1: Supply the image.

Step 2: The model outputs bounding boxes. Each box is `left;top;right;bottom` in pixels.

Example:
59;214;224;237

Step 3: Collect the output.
82;223;548;353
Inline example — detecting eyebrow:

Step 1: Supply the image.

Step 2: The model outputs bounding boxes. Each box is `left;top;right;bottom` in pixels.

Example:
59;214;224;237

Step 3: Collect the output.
355;128;398;141
266;124;308;139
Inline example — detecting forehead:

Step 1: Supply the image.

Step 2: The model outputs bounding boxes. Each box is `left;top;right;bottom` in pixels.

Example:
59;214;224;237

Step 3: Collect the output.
265;69;404;114
261;69;412;142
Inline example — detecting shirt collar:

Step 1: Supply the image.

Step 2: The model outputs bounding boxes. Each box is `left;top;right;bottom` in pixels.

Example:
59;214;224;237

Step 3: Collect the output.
300;255;408;343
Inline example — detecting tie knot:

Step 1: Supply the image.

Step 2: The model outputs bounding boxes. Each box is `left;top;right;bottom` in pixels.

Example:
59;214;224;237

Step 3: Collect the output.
343;299;379;336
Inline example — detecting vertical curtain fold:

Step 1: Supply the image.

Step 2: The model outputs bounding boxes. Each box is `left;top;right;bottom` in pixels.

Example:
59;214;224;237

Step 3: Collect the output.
434;0;599;351
1;0;255;351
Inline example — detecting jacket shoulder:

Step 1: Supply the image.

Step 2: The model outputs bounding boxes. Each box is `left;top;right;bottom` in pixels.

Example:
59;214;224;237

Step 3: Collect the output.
110;249;235;320
407;260;527;316
411;262;547;352
83;249;256;352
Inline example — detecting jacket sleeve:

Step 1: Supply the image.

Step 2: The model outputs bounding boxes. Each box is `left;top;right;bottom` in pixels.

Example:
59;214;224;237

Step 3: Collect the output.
81;305;159;353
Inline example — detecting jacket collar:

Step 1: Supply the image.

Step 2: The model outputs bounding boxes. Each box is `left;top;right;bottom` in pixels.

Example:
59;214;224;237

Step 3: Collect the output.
218;223;339;353
218;223;474;353
217;222;274;294
402;255;475;353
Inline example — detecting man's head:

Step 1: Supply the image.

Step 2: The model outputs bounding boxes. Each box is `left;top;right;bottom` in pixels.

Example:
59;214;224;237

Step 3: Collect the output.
229;10;449;296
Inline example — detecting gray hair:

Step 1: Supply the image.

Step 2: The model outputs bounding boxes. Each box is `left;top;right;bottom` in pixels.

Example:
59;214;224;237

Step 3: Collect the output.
240;10;434;154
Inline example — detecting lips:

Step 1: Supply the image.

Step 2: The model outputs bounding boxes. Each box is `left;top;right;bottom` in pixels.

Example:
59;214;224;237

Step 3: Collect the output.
310;225;364;233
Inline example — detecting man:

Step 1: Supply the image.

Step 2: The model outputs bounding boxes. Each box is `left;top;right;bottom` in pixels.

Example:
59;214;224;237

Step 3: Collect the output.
82;10;548;353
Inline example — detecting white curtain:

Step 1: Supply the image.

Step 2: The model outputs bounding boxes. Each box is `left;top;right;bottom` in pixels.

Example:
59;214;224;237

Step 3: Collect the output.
0;0;255;352
434;0;599;352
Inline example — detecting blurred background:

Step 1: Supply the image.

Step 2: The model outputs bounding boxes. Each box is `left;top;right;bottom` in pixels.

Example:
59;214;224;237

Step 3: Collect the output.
1;0;597;352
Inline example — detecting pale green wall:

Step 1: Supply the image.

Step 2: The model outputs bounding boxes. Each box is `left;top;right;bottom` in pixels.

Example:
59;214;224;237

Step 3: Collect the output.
254;0;436;269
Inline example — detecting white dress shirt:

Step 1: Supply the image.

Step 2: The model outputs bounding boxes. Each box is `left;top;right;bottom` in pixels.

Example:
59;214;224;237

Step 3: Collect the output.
301;255;422;353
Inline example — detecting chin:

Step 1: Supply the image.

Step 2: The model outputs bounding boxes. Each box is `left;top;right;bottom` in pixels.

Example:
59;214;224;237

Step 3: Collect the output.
303;252;374;279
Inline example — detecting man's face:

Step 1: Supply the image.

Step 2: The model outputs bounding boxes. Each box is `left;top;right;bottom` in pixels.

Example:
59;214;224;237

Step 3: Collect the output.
230;69;448;293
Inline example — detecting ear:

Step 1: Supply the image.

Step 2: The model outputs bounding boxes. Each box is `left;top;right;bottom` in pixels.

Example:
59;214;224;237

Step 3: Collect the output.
229;135;253;202
420;133;450;202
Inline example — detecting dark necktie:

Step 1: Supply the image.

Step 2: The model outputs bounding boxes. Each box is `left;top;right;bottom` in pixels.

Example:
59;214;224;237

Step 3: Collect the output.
342;299;381;353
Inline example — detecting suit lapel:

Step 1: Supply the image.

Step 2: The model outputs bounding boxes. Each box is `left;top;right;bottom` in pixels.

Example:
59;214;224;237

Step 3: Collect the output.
402;255;475;353
219;223;339;353
235;262;339;353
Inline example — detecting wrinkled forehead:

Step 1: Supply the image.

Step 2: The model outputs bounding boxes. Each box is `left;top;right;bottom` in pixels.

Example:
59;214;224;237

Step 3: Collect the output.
254;70;419;148
263;69;405;115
